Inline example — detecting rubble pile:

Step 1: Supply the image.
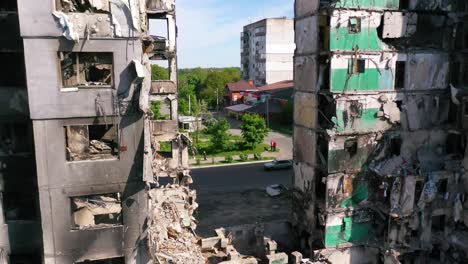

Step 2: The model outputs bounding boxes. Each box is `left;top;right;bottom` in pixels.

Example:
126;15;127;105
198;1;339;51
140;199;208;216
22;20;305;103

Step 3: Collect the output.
147;185;204;264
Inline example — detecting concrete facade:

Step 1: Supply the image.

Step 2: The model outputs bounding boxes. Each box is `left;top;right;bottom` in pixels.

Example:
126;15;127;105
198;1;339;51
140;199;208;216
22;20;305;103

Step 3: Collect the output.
241;18;294;86
294;0;468;263
0;0;183;263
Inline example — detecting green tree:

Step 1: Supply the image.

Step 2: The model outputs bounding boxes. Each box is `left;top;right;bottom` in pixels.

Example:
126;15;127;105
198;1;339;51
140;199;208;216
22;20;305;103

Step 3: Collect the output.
151;65;169;80
240;114;269;149
206;118;231;151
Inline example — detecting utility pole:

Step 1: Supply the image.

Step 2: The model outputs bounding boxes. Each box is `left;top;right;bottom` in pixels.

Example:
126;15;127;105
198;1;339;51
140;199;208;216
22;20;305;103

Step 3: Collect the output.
188;94;191;115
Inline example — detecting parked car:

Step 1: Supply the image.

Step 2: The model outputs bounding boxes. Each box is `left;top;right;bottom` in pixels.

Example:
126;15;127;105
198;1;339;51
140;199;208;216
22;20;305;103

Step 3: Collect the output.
264;159;293;171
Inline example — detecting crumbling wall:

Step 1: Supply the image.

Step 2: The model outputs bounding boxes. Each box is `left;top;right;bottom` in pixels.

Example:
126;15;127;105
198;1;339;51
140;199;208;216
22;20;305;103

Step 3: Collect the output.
294;0;468;263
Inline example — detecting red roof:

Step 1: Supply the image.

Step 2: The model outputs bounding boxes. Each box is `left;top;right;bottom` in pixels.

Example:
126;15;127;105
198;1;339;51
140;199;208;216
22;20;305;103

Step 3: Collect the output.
226;80;257;92
257;80;294;91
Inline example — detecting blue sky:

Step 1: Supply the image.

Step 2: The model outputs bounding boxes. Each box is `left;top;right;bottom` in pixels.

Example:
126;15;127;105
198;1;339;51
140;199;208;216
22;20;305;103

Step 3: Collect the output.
150;0;294;68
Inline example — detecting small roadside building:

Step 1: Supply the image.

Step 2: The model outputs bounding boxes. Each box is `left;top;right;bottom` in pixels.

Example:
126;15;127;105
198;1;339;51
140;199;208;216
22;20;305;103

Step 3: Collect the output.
225;80;258;105
178;116;203;132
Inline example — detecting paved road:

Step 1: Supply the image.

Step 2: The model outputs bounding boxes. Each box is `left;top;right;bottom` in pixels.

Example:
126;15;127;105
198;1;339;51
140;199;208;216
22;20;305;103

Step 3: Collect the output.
191;162;292;192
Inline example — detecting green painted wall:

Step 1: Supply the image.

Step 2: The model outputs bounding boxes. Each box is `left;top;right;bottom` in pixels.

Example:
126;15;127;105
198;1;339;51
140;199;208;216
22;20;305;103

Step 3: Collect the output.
334;0;399;9
331;68;394;92
325;217;372;247
334;108;381;132
330;27;382;51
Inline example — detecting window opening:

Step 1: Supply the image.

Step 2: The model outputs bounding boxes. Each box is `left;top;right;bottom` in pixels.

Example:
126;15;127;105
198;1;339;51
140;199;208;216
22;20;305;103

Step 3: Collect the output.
65;124;119;161
344;139;358;157
395;61;406;89
349;59;365;75
76;257;125;264
60;52;113;88
348;17;361;34
156;141;173;159
71;193;123;230
0;53;26;87
55;0;110;13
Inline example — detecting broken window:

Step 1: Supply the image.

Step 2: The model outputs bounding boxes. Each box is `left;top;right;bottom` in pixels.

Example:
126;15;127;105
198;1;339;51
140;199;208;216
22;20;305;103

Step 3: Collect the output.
71;193;123;230
432;215;445;232
395;61;406;89
349;59;365;75
348;17;361;34
0;0;17;12
151;61;170;80
446;133;465;156
150;99;171;120
157;141;173;158
76;257;125;264
55;0;110;13
400;0;409;9
0;122;32;155
390;137;402;156
148;18;169;59
65;124;119;161
59;52;113;89
450;62;461;85
344;139;358;157
0;53;26;87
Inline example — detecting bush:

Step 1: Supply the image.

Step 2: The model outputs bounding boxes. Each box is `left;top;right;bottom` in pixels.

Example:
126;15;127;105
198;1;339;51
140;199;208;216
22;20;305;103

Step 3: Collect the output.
239;154;249;162
225;155;234;163
254;153;262;161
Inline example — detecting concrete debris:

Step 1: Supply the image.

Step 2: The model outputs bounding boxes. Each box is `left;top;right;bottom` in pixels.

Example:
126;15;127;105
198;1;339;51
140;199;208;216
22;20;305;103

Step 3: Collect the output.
266;184;284;197
52;11;79;42
146;0;175;12
89;139;112;154
147;185;204;264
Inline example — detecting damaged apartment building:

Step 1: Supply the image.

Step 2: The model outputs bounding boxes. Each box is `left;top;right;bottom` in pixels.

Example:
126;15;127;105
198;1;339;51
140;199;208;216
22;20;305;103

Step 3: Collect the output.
0;0;197;263
294;0;468;263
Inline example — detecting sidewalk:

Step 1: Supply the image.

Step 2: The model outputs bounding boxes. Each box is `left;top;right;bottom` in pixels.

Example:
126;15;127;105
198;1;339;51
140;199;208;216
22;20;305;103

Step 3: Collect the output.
189;151;280;166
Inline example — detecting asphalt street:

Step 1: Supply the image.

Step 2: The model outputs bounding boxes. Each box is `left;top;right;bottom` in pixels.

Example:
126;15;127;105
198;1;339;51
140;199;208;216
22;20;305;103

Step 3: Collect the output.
191;162;292;192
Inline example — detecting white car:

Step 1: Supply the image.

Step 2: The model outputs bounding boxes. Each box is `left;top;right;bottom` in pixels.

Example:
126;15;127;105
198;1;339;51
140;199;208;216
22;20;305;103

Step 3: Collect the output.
264;160;293;171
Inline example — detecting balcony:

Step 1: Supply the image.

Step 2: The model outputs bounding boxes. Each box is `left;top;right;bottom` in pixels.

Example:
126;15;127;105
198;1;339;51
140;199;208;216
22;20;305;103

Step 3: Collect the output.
146;0;175;14
151;80;177;94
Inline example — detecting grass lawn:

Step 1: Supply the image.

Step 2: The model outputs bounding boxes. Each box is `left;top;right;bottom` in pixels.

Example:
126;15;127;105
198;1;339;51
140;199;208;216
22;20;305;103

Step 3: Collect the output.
192;156;276;167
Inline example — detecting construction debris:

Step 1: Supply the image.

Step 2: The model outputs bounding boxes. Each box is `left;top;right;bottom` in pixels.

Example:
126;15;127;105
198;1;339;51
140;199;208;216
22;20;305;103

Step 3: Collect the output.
72;194;122;229
147;185;204;264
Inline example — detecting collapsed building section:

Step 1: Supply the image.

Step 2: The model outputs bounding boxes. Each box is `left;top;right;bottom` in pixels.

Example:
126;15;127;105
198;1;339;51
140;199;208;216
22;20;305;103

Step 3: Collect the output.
294;0;468;263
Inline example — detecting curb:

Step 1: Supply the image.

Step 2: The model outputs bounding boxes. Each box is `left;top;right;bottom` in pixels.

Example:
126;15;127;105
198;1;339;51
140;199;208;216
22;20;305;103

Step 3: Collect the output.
190;160;274;169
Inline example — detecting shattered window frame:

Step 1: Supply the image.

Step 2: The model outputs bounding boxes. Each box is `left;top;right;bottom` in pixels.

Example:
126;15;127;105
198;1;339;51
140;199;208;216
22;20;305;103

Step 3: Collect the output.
348;17;361;34
349;59;366;75
59;52;114;90
64;124;120;162
70;193;123;231
55;0;111;13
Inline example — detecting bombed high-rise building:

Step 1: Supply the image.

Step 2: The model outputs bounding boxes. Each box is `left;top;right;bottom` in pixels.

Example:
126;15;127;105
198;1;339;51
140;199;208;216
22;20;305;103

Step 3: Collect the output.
294;0;468;263
0;0;195;263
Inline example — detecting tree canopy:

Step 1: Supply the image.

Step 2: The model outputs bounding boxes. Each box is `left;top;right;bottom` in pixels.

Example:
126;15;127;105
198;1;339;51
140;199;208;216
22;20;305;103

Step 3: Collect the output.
150;66;241;115
240;114;269;149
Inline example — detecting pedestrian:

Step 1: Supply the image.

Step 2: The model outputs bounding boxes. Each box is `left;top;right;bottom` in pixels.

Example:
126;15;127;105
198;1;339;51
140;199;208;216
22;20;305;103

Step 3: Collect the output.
273;141;277;152
203;151;207;161
270;140;273;151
